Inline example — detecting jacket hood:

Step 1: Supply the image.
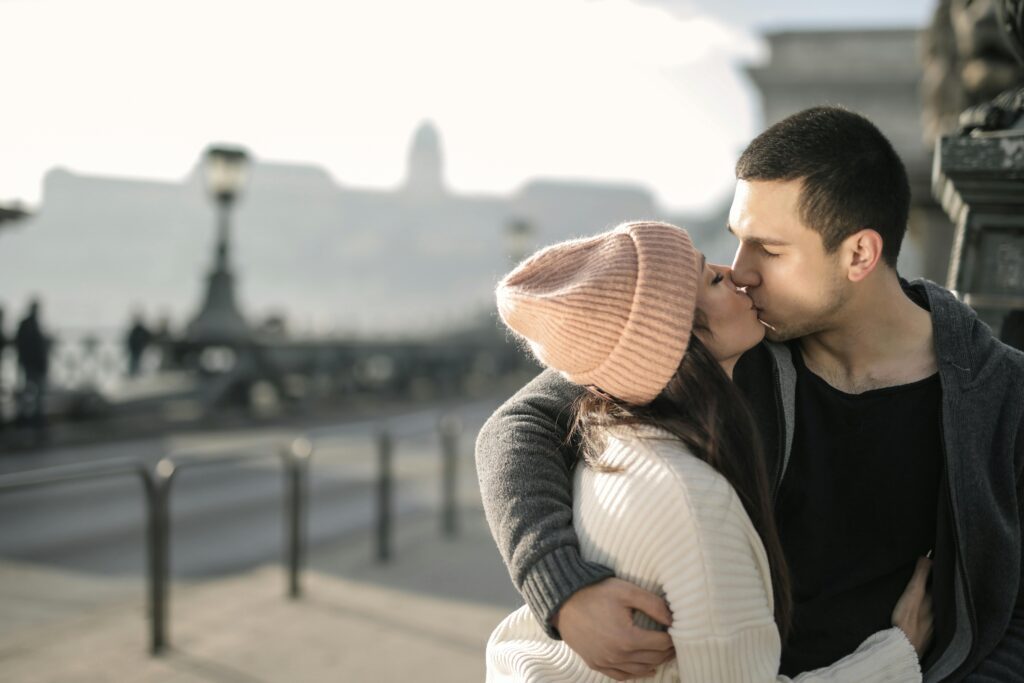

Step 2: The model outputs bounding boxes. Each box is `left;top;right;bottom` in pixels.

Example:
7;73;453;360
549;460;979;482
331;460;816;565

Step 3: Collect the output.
905;279;1014;390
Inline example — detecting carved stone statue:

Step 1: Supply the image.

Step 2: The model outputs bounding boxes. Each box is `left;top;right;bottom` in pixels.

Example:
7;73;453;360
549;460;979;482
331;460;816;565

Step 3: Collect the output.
922;0;1024;143
931;0;1024;349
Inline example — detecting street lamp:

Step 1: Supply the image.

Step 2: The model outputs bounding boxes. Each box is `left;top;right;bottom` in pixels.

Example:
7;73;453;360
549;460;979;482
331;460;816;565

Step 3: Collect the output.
0;200;31;233
186;145;251;346
506;217;534;266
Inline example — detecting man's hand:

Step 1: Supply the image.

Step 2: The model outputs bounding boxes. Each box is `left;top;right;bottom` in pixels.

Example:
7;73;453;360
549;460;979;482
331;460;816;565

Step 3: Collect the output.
552;578;675;680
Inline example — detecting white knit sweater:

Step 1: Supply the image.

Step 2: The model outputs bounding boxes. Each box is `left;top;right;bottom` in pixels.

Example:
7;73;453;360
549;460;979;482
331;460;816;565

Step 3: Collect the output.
486;425;922;682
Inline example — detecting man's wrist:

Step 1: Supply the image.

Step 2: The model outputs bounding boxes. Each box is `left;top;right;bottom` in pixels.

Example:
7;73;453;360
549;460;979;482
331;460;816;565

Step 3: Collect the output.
519;546;615;640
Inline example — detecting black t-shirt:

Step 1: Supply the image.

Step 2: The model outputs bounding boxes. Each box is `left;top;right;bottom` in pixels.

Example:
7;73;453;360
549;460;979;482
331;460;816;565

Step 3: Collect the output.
777;347;942;676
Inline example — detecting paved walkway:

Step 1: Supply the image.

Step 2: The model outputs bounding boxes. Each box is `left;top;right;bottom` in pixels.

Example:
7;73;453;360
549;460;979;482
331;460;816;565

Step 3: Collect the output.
0;508;524;682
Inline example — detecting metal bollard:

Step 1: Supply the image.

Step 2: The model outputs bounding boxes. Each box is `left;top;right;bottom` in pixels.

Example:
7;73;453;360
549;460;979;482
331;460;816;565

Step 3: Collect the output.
149;459;175;655
439;414;462;538
284;438;313;599
0;461;165;656
376;430;393;562
0;445;315;659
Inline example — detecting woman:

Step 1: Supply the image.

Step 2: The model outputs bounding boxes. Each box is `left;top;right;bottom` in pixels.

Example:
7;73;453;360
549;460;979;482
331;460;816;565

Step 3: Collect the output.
486;221;931;682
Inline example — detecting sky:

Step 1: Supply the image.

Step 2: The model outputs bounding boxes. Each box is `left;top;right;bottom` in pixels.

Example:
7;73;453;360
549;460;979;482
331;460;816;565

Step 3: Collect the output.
1;0;935;215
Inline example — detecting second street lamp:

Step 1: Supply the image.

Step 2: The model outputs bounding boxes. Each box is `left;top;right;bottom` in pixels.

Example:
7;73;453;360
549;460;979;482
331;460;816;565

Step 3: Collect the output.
186;145;252;346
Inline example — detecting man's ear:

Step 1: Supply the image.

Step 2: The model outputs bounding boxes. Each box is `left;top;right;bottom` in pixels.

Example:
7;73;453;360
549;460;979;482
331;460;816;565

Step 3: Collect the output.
842;229;884;282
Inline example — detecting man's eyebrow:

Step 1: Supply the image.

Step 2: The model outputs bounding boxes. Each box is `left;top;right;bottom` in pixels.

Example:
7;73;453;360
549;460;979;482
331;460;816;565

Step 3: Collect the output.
726;223;789;247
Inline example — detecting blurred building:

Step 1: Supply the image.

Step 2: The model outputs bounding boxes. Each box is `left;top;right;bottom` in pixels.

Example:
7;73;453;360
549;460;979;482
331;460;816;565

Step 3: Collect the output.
0;122;712;337
747;28;954;282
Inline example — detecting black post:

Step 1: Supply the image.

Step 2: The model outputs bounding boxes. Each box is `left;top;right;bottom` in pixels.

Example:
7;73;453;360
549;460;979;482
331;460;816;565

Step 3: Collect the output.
149;461;175;655
439;415;461;538
284;439;312;598
376;430;392;562
142;472;162;655
0;461;165;657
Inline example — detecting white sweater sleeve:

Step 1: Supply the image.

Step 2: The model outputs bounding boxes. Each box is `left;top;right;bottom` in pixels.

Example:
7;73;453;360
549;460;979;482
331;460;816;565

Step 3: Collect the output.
641;441;922;683
782;628;921;682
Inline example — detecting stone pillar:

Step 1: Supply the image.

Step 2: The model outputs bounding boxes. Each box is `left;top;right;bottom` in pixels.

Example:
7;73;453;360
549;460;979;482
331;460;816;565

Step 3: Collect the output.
933;127;1024;347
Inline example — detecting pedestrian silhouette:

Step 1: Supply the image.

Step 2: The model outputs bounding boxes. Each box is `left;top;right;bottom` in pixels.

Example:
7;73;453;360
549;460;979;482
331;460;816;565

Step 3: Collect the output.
15;299;50;436
126;313;152;377
0;306;7;429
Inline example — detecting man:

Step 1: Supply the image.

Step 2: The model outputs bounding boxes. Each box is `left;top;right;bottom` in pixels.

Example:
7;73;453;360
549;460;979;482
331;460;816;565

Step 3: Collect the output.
0;306;7;430
15;299;50;433
125;312;152;377
476;107;1024;681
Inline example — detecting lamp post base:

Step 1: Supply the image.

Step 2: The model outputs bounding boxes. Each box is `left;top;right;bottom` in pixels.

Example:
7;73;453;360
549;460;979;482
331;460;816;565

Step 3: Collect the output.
186;267;250;346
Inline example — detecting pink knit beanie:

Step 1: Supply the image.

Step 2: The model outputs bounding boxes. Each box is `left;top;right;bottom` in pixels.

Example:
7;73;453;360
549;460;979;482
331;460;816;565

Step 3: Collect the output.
496;221;701;405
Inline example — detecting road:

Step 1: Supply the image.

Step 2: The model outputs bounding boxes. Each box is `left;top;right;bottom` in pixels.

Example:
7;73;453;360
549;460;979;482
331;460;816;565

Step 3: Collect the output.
0;401;500;580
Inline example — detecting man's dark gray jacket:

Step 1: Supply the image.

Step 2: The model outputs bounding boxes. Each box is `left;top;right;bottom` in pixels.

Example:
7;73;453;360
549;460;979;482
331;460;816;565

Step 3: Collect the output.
475;280;1024;681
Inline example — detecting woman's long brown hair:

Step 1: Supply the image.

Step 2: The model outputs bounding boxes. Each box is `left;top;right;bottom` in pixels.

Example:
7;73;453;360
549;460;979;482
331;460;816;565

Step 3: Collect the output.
570;320;793;640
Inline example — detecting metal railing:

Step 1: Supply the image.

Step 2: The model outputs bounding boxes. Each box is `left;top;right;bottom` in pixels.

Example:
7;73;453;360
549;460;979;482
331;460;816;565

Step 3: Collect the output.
0;414;465;656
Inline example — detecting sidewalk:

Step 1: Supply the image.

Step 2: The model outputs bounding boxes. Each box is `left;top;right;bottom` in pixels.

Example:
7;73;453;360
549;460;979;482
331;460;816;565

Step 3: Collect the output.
0;508;524;682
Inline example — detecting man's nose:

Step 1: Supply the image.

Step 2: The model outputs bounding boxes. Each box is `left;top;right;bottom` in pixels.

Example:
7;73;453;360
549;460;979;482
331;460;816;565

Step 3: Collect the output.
723;268;744;292
731;246;760;289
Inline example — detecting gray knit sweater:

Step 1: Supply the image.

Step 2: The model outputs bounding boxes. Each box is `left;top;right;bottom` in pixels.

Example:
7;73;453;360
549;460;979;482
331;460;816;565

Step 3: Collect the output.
475;280;1024;682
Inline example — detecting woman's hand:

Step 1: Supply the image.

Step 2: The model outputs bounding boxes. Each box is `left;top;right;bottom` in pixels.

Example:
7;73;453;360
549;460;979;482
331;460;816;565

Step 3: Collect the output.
891;555;934;658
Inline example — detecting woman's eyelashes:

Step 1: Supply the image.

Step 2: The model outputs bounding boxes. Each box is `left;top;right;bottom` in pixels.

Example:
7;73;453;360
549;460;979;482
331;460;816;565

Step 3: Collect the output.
712;272;724;285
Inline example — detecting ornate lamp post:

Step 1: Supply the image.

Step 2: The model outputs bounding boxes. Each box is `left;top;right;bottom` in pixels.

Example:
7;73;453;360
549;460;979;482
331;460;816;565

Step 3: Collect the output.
186;145;251;345
0;201;31;233
506;217;535;266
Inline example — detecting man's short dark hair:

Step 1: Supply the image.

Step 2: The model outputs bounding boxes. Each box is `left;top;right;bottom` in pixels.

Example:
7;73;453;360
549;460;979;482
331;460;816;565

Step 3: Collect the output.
735;106;910;268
